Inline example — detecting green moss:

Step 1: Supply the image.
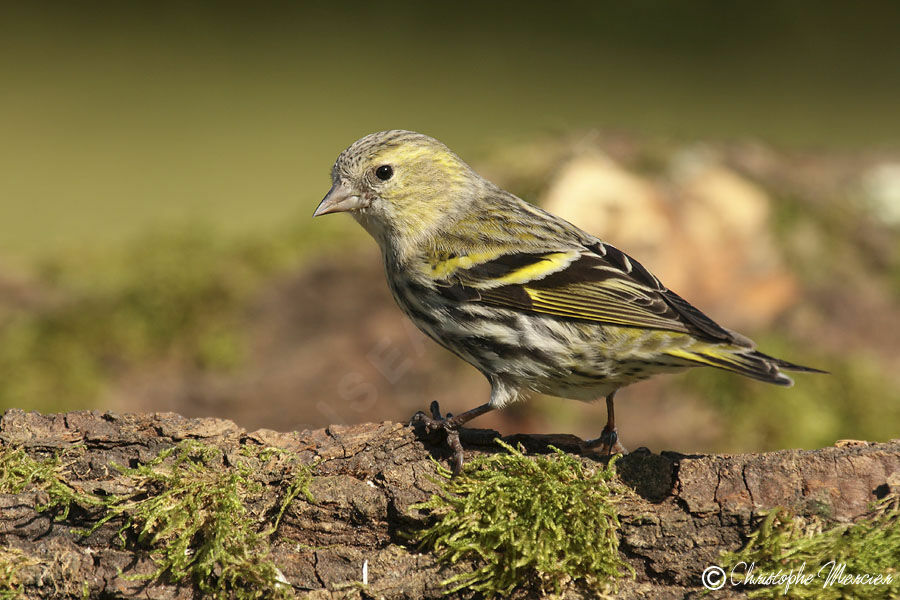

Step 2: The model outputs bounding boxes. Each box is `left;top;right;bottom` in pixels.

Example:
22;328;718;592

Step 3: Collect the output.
1;441;315;599
85;441;314;600
0;445;102;520
0;446;103;596
721;496;900;599
412;440;632;597
0;548;37;600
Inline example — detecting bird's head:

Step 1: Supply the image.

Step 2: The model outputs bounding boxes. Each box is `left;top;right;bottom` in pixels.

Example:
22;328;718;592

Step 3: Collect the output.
314;130;480;254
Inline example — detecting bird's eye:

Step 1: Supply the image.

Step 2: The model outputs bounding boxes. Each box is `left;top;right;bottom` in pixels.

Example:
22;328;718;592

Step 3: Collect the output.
375;165;393;181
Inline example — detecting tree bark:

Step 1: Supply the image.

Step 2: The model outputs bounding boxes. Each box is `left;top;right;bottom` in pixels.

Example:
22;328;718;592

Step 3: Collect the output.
1;408;897;599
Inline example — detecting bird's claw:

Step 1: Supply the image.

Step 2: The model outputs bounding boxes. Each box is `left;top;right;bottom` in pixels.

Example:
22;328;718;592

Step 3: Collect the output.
428;400;442;421
586;427;628;455
410;401;465;475
599;427;618;450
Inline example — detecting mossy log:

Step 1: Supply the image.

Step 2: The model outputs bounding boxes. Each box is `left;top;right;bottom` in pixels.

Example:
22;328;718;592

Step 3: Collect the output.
1;408;898;599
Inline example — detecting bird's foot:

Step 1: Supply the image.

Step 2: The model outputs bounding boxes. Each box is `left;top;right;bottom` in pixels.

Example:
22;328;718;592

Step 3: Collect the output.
410;401;465;475
586;426;628;455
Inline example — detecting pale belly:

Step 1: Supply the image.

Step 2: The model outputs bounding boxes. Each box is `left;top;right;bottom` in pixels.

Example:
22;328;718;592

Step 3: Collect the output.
386;267;694;406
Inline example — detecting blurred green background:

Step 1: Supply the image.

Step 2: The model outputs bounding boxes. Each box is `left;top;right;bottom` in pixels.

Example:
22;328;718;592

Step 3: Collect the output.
1;1;898;453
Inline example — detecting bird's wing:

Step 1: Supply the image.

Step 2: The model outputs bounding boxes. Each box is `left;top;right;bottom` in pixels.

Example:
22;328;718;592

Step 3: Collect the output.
431;241;740;344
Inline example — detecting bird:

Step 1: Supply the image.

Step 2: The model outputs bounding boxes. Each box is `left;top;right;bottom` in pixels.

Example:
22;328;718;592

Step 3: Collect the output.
313;129;823;473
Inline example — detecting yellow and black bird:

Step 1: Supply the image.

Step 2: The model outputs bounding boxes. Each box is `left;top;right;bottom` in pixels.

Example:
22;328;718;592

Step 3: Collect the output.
314;130;823;472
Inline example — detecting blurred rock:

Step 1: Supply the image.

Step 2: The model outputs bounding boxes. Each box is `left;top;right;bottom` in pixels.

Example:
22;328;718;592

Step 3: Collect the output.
861;162;900;226
541;147;798;329
542;150;668;261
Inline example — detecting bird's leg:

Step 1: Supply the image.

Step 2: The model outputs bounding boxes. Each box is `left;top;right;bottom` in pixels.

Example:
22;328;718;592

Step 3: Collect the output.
586;391;628;455
410;401;493;475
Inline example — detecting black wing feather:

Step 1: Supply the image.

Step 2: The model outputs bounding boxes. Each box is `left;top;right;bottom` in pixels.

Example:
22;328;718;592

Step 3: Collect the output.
433;240;738;344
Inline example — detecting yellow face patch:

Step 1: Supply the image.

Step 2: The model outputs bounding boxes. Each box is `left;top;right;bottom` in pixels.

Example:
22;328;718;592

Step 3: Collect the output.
369;144;469;227
371;145;460;174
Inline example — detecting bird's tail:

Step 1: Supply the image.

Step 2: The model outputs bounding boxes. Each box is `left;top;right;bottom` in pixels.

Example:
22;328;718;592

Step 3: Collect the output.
664;346;827;386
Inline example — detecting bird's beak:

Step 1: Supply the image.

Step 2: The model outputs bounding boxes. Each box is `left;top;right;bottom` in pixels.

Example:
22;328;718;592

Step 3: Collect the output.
313;181;366;217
